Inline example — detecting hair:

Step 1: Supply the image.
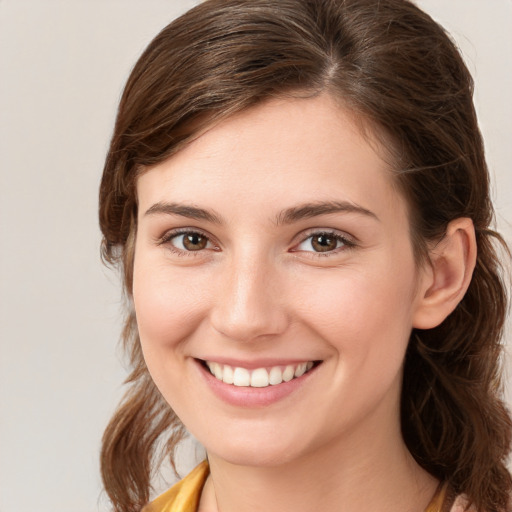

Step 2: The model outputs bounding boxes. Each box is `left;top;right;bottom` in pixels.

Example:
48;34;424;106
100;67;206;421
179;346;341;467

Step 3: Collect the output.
98;1;511;511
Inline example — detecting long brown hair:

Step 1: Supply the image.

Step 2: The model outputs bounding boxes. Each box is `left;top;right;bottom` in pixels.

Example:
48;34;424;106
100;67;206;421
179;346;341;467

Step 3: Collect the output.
99;1;511;510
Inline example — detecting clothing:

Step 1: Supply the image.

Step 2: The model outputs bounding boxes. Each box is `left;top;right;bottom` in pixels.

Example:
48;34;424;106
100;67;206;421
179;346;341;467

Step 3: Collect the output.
144;461;210;512
143;460;472;512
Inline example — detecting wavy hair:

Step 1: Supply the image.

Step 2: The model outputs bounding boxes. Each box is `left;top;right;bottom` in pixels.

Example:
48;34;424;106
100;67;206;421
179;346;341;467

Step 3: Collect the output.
98;1;511;510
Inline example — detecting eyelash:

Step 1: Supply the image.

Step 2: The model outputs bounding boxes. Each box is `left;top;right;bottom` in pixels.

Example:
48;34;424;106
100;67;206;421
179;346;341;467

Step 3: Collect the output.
158;228;218;257
158;228;356;257
292;230;356;256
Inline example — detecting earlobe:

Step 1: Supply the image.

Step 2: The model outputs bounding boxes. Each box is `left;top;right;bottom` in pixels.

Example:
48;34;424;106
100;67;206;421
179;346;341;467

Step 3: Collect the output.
412;218;477;330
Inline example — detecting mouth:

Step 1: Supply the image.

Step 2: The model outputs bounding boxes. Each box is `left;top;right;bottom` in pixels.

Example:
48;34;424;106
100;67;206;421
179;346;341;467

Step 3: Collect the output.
200;360;320;388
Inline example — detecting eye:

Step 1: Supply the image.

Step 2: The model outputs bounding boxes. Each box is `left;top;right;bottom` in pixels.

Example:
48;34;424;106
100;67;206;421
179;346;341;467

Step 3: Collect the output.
162;230;214;252
294;231;353;254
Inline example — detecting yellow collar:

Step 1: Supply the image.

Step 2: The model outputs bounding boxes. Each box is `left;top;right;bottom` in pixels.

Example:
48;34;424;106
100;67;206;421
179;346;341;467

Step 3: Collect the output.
145;461;450;512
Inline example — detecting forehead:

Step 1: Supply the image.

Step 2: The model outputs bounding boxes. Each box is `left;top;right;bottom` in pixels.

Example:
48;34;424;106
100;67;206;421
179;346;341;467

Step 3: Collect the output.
136;94;406;226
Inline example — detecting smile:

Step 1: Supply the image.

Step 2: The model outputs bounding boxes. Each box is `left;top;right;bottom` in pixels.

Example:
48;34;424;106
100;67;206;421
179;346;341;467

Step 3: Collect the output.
205;360;315;388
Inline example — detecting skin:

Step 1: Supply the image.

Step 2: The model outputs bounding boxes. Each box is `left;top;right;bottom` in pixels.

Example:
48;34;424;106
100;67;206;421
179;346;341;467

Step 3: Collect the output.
133;94;475;512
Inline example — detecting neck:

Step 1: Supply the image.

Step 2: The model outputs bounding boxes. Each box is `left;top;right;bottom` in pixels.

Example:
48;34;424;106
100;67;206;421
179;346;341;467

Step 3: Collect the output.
199;409;438;512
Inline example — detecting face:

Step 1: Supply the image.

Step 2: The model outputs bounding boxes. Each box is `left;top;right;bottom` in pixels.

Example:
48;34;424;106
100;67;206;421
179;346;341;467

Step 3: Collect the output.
133;95;428;467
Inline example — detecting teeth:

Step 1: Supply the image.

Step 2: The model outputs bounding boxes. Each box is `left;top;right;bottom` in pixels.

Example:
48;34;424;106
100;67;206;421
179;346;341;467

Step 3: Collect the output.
282;365;295;382
213;363;223;380
223;364;234;384
250;368;269;387
205;361;316;388
269;366;283;385
233;367;250;387
294;362;307;377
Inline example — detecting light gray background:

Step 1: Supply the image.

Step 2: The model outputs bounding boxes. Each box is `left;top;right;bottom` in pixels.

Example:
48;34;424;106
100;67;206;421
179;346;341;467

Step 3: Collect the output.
0;1;510;511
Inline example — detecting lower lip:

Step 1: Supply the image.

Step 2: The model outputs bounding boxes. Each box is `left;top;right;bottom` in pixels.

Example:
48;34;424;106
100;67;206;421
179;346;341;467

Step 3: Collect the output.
194;360;319;407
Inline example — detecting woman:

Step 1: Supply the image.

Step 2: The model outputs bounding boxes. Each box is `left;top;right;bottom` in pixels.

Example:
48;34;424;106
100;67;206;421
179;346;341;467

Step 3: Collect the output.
98;0;512;511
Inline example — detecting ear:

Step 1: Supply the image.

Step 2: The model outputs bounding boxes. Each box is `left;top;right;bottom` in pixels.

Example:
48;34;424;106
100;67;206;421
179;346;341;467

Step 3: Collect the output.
412;218;477;330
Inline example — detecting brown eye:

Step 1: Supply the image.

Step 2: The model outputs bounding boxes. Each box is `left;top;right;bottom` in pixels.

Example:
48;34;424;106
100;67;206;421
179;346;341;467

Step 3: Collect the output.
165;231;212;252
294;231;351;254
311;234;339;252
182;233;208;251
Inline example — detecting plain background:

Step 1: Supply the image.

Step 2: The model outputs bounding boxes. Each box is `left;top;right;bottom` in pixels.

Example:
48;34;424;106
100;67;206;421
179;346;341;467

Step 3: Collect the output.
0;1;510;511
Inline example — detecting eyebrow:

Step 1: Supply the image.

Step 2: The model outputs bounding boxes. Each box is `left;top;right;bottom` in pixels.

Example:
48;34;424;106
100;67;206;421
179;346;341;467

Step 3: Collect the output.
275;201;379;225
144;202;223;224
143;200;379;225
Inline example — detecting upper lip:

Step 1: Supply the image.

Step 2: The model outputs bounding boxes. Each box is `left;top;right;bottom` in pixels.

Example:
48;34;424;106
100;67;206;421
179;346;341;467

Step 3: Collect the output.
196;357;320;370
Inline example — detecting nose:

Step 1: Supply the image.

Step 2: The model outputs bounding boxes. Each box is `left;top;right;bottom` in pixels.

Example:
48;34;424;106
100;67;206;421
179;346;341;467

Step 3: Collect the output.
209;252;289;343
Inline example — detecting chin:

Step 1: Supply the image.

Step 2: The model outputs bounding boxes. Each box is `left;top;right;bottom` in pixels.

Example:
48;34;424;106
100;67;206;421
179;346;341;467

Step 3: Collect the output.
209;446;299;468
202;429;307;468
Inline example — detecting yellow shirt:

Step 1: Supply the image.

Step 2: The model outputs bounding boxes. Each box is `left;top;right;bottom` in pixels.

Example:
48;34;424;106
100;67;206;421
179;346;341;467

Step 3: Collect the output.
143;461;210;512
144;461;466;512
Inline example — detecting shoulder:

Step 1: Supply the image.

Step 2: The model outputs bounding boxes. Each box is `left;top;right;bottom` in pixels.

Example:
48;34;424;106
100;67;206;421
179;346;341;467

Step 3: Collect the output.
448;494;477;512
143;461;210;512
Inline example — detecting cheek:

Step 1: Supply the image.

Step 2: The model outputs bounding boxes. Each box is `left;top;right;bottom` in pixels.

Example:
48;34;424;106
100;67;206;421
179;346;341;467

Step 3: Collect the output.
292;256;417;359
132;257;211;352
132;257;215;414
